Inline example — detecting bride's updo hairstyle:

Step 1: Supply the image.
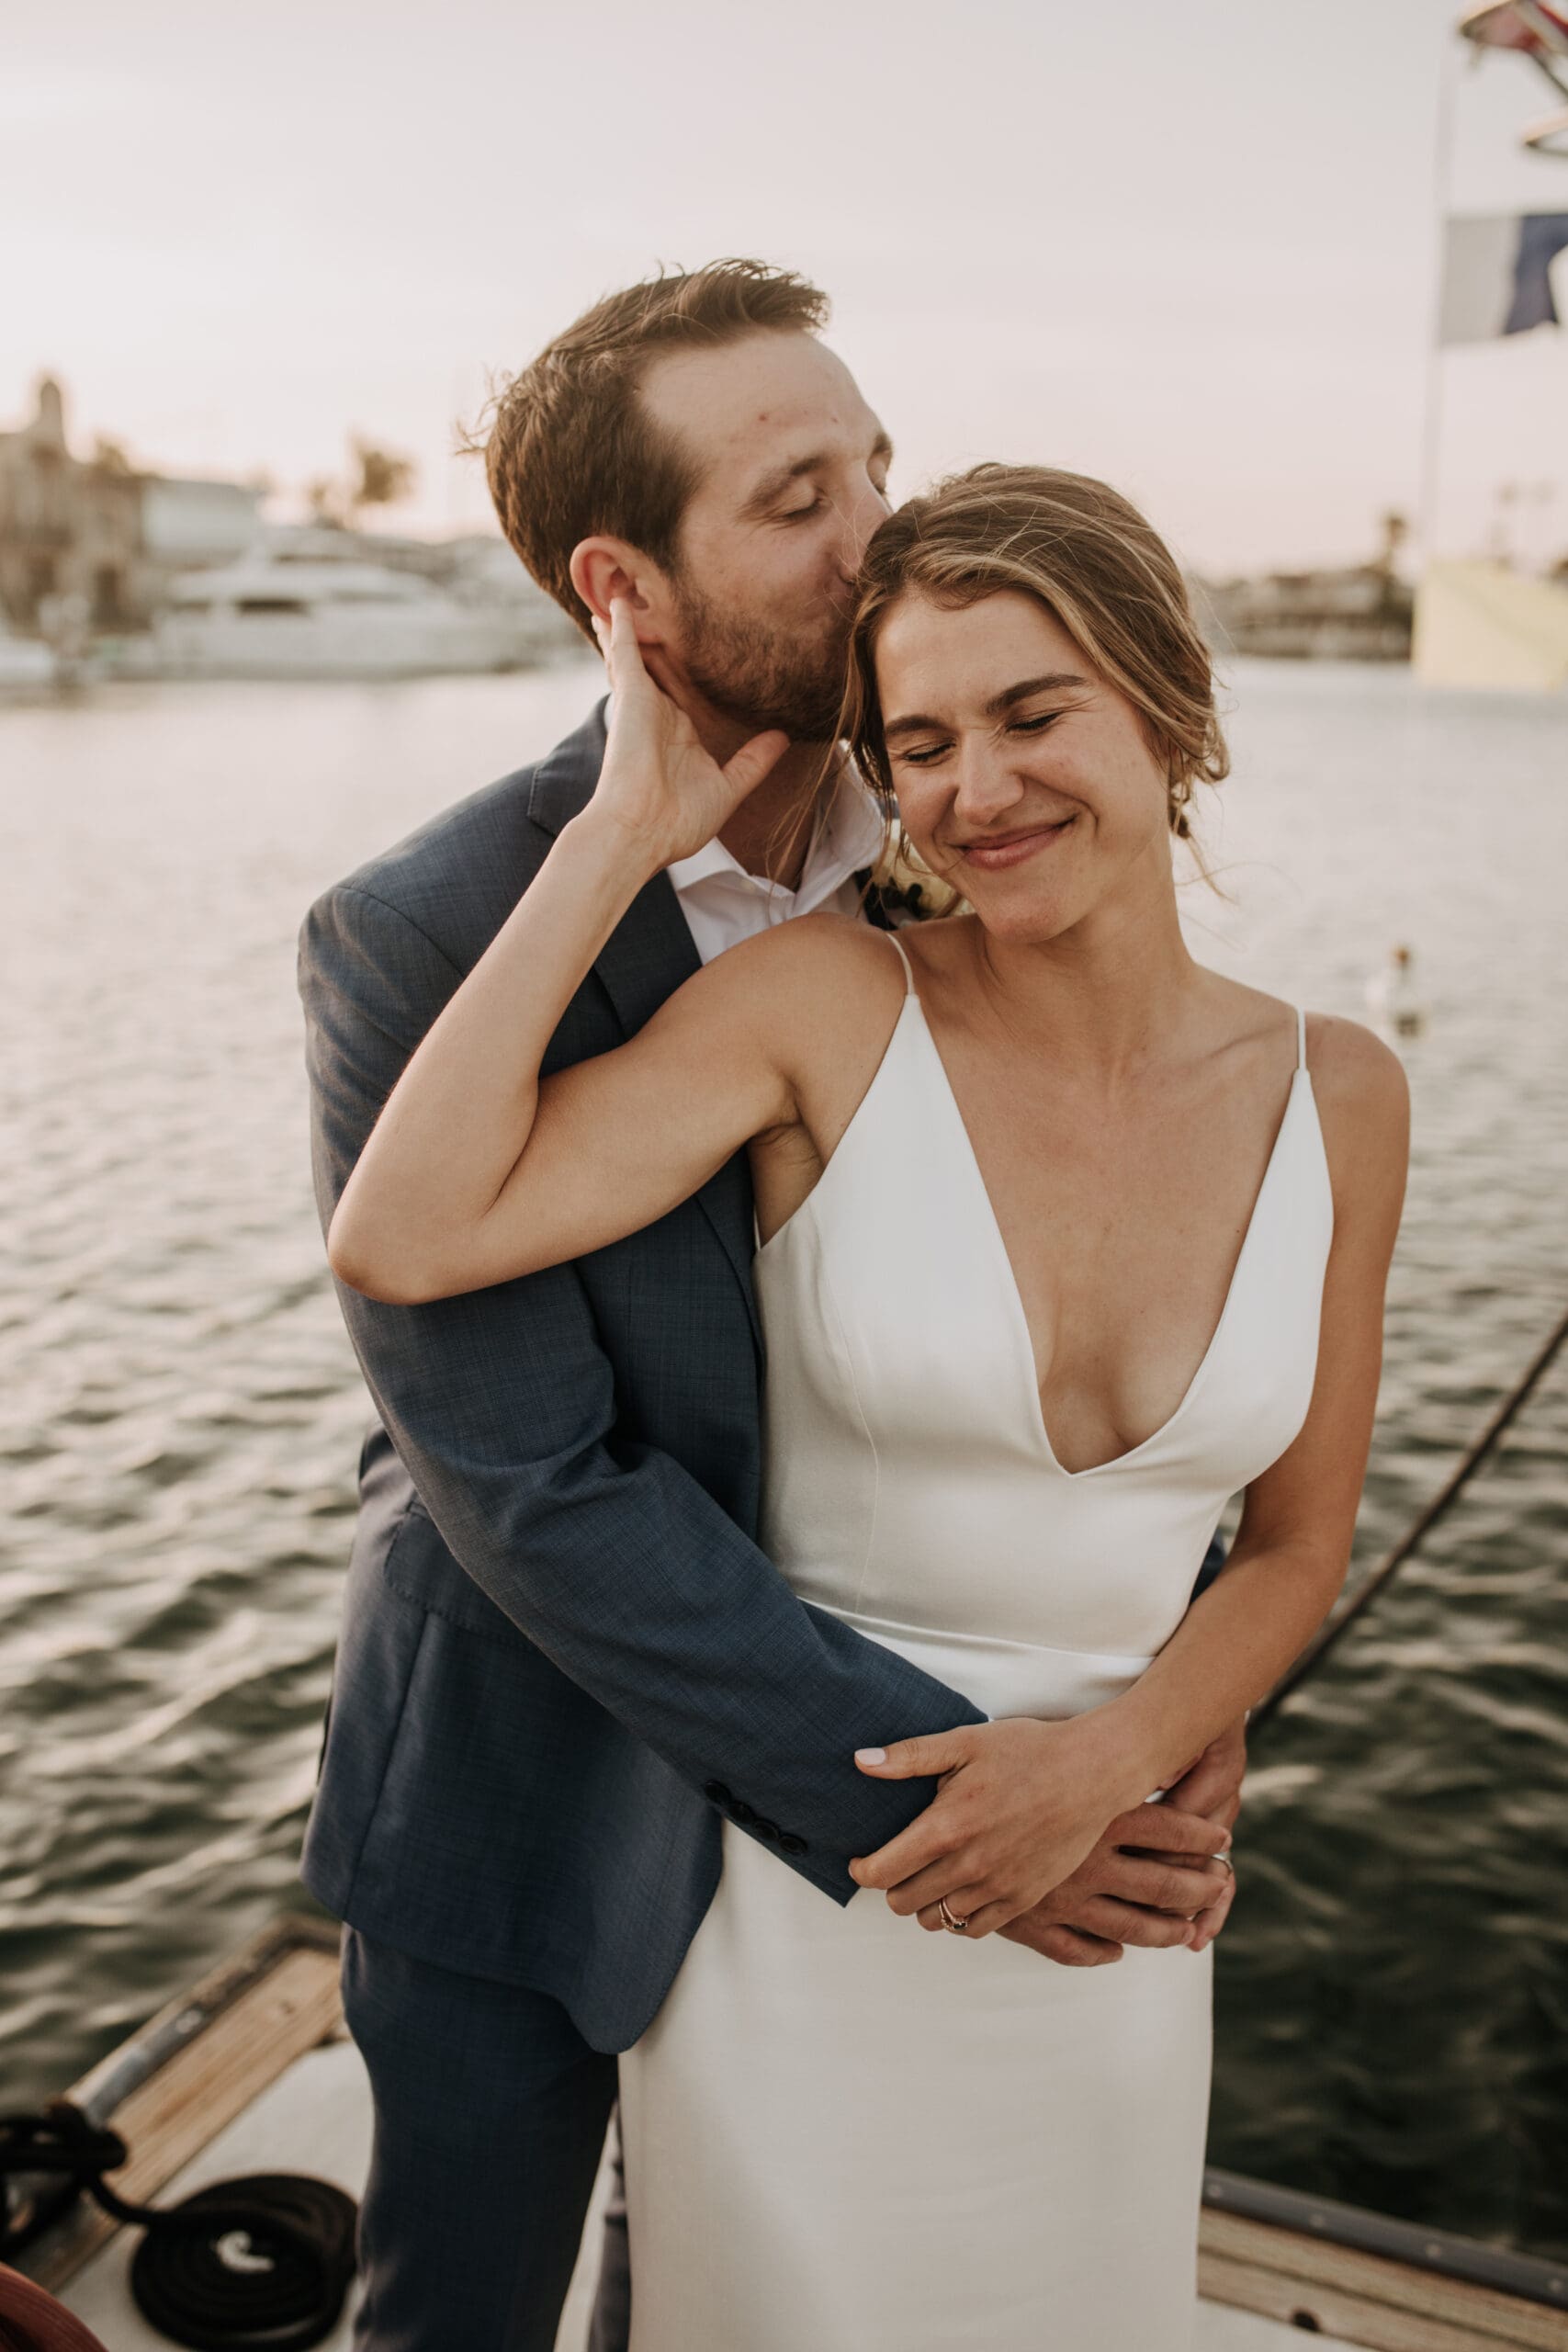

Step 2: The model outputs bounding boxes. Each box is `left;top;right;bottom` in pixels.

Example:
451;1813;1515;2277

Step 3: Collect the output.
843;464;1229;847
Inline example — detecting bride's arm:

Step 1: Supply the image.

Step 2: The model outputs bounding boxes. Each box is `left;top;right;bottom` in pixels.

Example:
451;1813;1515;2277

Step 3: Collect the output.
328;602;795;1306
851;1017;1410;1938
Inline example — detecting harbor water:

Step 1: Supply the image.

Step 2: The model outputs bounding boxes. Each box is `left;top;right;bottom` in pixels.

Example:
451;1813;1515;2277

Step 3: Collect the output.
2;659;1565;2261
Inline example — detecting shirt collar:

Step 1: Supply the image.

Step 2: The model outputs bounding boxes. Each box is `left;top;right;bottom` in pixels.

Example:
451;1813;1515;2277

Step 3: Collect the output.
666;769;886;910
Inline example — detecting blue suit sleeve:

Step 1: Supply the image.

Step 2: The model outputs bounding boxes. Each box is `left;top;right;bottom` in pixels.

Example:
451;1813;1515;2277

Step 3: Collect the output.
299;879;986;1904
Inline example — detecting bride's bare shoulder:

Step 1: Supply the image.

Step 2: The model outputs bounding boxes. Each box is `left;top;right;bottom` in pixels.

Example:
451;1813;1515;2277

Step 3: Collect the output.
1210;977;1406;1106
1304;1013;1409;1194
1204;977;1408;1202
700;911;910;1037
1303;1011;1406;1100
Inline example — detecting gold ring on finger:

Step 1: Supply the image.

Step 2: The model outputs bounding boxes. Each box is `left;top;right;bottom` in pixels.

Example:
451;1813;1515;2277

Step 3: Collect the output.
937;1897;971;1935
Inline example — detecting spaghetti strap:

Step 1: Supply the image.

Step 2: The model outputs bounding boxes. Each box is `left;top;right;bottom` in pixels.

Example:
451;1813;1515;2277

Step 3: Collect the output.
883;928;918;997
1295;1005;1308;1071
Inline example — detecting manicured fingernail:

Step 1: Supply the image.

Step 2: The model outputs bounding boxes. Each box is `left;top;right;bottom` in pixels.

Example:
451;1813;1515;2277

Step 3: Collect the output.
856;1747;886;1766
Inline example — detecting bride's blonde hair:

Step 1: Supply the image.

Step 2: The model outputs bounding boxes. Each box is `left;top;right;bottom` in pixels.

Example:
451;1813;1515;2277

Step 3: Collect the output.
840;465;1229;876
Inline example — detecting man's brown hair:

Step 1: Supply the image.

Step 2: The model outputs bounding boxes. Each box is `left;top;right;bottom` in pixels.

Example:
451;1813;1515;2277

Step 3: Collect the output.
474;260;829;640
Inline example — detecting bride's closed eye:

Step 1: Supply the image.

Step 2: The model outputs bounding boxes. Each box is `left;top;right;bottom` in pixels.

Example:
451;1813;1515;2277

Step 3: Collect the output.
895;741;952;768
897;713;1062;768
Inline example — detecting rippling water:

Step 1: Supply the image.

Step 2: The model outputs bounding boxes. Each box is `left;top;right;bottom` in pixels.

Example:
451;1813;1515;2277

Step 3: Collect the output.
3;662;1565;2260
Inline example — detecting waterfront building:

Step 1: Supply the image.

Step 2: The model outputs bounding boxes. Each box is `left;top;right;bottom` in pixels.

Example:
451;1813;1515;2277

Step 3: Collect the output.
1193;512;1416;662
0;377;258;642
1196;563;1416;662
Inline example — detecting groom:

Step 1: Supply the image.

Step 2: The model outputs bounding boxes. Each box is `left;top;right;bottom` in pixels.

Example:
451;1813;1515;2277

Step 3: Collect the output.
299;257;1245;2352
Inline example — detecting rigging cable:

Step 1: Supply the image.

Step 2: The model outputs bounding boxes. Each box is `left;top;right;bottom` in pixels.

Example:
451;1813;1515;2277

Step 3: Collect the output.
1250;1300;1568;1735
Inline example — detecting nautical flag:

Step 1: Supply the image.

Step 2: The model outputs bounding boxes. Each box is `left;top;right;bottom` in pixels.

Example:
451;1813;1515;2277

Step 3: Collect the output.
1438;212;1568;343
1458;2;1568;55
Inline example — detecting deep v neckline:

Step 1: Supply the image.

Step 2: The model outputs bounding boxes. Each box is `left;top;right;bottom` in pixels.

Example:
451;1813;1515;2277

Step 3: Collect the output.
907;1001;1314;1481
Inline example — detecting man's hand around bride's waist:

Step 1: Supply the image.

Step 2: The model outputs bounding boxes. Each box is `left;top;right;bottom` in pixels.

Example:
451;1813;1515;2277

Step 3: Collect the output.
848;1713;1237;1946
998;1791;1238;1966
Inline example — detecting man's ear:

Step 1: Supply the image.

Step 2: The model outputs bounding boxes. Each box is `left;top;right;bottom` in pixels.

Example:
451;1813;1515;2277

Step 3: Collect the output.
570;538;670;643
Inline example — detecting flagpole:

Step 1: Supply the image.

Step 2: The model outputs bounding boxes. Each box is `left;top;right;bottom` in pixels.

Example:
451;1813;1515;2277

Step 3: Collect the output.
1417;27;1464;573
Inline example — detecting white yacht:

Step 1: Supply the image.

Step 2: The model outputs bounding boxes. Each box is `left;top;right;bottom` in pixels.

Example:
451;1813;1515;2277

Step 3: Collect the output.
149;551;543;680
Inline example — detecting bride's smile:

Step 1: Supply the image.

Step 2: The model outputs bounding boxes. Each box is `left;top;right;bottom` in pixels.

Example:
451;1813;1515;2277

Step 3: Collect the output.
954;813;1078;869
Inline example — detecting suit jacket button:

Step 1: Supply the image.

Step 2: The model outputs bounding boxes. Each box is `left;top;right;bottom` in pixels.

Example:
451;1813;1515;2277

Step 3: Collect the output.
730;1798;757;1826
754;1817;780;1842
778;1833;808;1856
704;1781;731;1805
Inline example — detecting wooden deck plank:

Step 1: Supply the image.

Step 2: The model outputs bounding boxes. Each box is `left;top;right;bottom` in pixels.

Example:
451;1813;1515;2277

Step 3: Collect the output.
1200;2213;1568;2351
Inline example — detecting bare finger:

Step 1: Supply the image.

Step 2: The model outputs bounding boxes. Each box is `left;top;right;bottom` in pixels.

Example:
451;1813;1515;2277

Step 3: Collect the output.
897;1878;988;1930
1051;1930;1122;1967
1167;1744;1247;1823
851;1810;961;1893
1001;1918;1123;1966
604;596;656;695
723;729;791;799
1190;1868;1238;1953
1076;1898;1194;1950
1117;1802;1232;1858
949;1896;1019;1941
877;1851;980;1916
1102;1856;1231;1912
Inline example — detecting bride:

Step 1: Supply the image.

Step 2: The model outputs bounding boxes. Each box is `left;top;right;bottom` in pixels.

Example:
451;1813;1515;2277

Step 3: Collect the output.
329;464;1407;2349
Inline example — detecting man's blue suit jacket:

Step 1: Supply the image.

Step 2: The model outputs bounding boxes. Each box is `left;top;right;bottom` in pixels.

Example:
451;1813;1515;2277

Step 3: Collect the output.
298;699;993;2052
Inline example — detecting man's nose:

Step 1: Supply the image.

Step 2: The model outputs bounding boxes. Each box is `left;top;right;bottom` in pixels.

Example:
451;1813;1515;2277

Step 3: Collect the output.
835;475;893;582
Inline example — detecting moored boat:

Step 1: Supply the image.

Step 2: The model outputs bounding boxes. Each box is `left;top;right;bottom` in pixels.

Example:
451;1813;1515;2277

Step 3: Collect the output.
131;551;544;682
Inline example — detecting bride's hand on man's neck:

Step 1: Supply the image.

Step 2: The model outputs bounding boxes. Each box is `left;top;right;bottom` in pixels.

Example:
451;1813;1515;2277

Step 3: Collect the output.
635;637;840;892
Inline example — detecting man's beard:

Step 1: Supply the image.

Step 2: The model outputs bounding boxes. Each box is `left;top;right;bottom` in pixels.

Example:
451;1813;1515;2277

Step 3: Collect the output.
671;575;850;742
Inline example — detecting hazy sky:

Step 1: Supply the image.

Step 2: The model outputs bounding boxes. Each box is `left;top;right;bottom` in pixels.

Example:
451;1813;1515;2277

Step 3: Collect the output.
6;0;1566;573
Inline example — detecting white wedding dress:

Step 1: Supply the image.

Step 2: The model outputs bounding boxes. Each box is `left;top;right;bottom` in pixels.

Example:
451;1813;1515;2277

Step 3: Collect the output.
618;936;1333;2350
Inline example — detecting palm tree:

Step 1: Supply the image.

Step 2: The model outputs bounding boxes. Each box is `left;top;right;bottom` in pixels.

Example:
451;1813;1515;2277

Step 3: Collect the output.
347;439;417;517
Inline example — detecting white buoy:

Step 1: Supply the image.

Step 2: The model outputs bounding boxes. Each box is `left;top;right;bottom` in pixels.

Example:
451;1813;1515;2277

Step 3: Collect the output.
1366;944;1427;1038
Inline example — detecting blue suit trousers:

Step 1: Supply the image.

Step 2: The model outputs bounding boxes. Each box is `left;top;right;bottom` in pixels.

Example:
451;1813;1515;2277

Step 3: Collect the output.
342;1929;621;2352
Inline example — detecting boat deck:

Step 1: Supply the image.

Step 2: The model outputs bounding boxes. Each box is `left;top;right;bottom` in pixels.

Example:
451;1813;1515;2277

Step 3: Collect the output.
17;1921;1564;2352
57;2037;1362;2352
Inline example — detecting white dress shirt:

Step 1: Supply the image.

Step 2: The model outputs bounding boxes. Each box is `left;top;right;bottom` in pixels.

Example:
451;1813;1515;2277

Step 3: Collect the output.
666;779;886;967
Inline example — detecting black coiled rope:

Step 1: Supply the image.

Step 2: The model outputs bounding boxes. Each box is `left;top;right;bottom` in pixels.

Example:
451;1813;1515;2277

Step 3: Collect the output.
0;2104;355;2351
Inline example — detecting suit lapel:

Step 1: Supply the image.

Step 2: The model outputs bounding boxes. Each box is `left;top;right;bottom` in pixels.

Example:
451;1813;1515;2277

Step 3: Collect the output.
529;700;762;1359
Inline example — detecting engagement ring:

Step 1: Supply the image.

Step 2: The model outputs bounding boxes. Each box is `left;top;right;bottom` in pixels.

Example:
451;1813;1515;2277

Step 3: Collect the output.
937;1898;971;1935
